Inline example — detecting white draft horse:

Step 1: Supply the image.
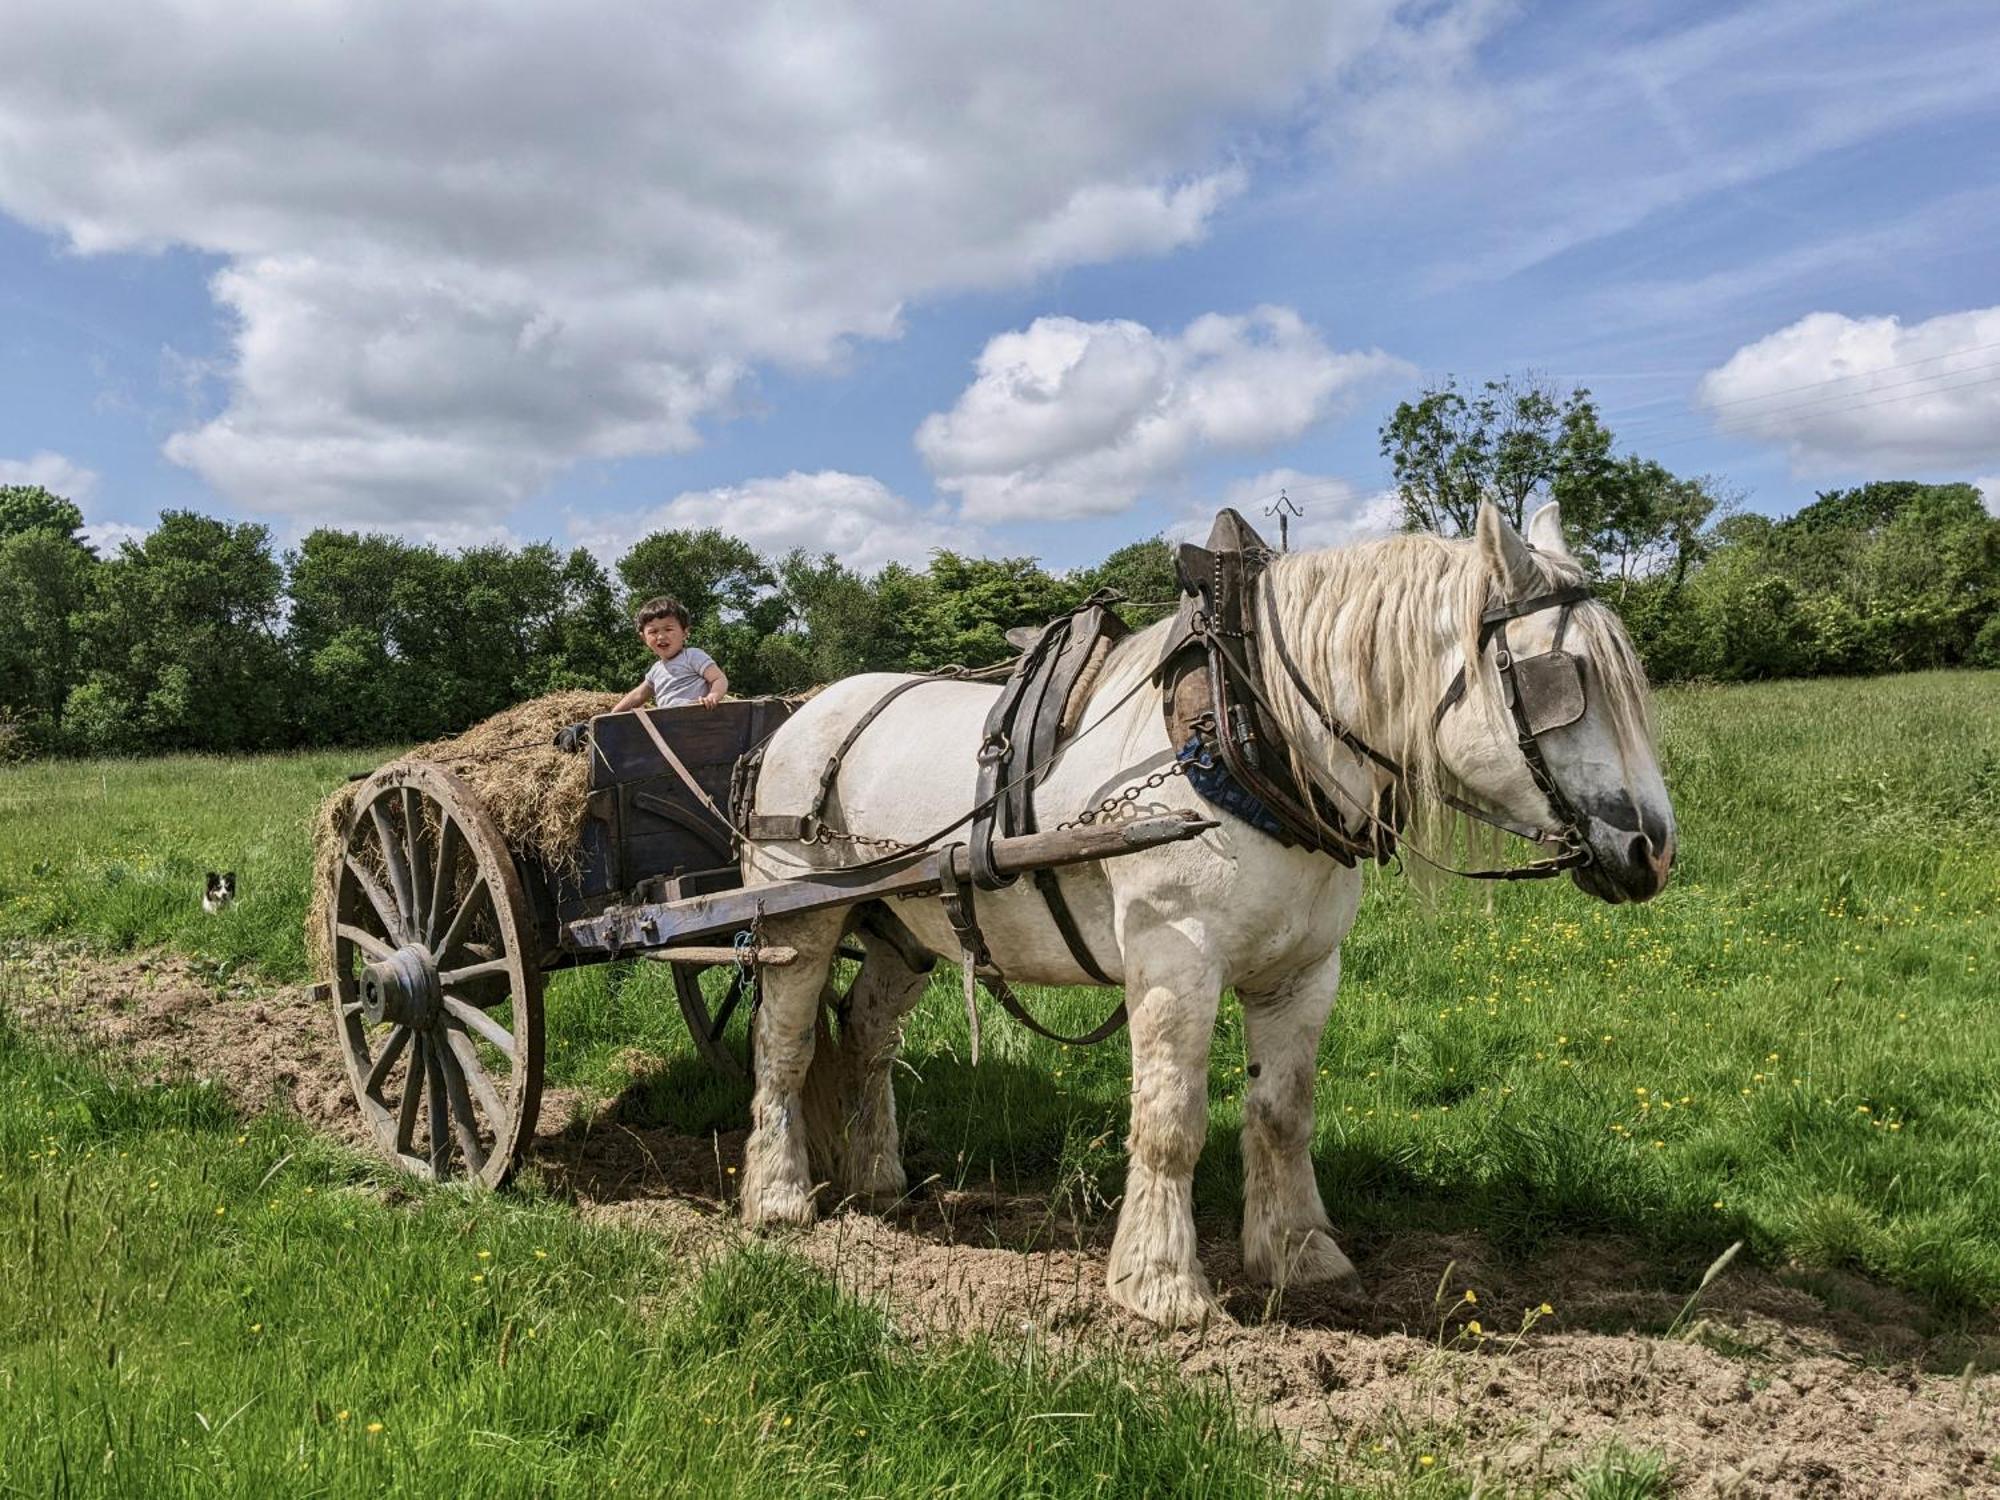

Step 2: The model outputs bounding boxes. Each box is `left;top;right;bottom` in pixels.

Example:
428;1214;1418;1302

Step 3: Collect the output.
737;503;1675;1325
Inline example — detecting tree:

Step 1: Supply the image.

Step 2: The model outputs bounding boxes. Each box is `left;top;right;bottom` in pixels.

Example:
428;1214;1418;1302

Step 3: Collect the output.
0;530;96;750
1593;460;1728;595
69;512;286;752
1081;537;1179;627
0;485;88;546
0;485;99;750
908;552;1082;670
1380;375;1615;536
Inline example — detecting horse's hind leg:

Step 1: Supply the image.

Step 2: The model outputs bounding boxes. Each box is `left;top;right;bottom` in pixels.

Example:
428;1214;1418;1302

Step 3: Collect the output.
1239;949;1360;1294
1106;936;1226;1327
741;905;847;1228
823;931;931;1208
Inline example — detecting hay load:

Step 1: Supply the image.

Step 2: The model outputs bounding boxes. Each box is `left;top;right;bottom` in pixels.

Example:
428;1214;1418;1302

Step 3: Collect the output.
306;690;620;975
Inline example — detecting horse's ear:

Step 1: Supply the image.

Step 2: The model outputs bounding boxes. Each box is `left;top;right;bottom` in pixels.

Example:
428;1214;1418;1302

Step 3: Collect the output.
1476;503;1539;594
1526;501;1573;561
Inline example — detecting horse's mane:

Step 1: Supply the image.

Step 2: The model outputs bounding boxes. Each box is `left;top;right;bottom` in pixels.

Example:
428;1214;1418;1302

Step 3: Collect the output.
1259;530;1658;829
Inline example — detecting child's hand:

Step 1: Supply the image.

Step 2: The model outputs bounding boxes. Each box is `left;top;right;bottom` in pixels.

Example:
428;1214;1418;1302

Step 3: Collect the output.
699;693;720;710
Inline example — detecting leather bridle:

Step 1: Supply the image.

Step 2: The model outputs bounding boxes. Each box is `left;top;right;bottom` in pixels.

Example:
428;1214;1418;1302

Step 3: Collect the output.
1259;576;1599;882
1429;582;1597;878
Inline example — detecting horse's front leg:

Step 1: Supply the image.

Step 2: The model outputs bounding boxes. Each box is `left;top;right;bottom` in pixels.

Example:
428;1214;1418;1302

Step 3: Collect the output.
1106;941;1225;1327
1238;948;1361;1294
741;906;847;1228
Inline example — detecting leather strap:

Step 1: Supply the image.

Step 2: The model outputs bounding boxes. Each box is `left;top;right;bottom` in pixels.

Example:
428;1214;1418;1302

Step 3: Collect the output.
807;674;938;836
971;599;1126;982
632;708;736;834
938;843;1129;1052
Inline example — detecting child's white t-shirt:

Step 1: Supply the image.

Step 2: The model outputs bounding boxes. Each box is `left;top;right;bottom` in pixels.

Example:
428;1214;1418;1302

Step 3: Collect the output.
644;646;718;709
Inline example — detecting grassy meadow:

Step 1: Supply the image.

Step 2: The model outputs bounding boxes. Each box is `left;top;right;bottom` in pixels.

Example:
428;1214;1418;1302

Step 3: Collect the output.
2;673;1996;1305
0;1013;1320;1497
0;670;1997;1494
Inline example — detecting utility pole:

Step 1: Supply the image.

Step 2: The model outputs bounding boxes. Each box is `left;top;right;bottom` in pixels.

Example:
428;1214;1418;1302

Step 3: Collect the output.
1265;488;1304;552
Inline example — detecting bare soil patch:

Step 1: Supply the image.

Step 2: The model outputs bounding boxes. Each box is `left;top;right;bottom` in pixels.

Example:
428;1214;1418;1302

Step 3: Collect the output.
5;942;1996;1497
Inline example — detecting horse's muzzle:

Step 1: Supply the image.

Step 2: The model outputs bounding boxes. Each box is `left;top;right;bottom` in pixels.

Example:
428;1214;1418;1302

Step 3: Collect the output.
1572;814;1674;904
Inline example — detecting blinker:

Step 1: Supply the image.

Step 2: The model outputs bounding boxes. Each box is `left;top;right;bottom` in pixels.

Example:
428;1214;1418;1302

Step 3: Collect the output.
1511;649;1586;736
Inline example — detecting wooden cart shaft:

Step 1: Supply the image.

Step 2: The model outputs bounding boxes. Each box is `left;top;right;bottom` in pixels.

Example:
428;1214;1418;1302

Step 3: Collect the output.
559;810;1214;959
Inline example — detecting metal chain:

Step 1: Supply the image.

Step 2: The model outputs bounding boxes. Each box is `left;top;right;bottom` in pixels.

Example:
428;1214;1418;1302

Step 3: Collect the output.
805;755;1194;847
807;823;917;850
1055;757;1193;830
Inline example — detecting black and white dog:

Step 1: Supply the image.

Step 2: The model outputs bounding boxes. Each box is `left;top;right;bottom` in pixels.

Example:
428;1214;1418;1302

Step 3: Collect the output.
202;871;238;914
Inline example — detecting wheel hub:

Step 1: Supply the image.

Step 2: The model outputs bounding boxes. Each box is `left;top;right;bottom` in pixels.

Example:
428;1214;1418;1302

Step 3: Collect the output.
359;945;442;1027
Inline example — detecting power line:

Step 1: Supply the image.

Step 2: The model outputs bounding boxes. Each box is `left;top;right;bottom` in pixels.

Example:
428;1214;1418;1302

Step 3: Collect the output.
1640;369;2000;453
1615;357;2000;441
1691;337;2000;412
1606;338;2000;435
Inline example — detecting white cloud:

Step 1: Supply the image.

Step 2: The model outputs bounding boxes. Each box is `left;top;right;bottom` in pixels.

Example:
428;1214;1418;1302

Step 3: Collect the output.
0;451;100;504
916;309;1407;521
1978;476;2000;518
1697;307;2000;473
571;470;974;576
0;2;1456;528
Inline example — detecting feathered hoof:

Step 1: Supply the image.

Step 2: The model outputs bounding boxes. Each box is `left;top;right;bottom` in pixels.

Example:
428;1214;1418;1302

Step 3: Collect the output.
741;1176;817;1230
1248;1227;1363;1295
1108;1262;1233;1329
840;1158;908;1214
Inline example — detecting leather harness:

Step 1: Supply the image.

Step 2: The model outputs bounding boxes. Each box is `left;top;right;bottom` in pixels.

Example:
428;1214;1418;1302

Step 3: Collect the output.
736;508;1602;1053
1156;509;1405;866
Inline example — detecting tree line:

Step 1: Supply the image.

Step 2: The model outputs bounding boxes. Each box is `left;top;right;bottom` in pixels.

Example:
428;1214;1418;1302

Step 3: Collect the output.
2;376;1995;759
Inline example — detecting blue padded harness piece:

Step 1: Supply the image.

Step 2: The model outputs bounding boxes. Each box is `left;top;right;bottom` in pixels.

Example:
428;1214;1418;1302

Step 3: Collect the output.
1177;734;1287;841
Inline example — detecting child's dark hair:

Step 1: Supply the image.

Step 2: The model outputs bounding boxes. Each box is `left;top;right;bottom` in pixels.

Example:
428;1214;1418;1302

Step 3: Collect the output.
634;596;690;630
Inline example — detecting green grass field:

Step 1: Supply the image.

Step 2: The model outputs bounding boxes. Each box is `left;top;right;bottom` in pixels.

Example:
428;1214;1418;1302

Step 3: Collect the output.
0;672;1997;1495
3;673;1995;1305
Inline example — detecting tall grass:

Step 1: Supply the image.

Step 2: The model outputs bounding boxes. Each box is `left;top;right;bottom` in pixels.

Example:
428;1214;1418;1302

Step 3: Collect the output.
3;673;1998;1308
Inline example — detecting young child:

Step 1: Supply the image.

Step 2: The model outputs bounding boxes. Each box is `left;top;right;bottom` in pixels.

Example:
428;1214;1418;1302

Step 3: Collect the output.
613;596;728;712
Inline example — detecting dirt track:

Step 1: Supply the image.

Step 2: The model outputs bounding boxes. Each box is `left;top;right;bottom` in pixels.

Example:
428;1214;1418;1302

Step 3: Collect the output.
5;942;1996;1497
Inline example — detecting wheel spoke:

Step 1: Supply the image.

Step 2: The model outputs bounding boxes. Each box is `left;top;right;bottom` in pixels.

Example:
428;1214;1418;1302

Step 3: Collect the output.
434;875;490;967
402;787;433;946
444;1030;506;1127
335;922;396;964
438;957;511;989
424;1039;452;1178
424;815;461;947
395;1035;426;1153
443;996;516;1062
344;856;404;945
434;1043;490;1174
369;801;416;933
364;1024;413;1096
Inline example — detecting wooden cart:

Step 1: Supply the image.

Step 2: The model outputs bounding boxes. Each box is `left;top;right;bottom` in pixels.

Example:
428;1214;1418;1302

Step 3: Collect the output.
319;699;1208;1186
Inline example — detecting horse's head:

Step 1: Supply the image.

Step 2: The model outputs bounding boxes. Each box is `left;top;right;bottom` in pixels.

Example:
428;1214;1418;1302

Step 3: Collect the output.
1432;502;1676;904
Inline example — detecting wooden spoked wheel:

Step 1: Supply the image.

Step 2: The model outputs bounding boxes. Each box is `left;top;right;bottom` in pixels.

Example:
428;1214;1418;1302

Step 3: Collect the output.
323;761;544;1187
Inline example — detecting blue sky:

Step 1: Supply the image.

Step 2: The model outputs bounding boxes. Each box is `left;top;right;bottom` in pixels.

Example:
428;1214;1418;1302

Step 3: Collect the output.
3;0;1996;573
